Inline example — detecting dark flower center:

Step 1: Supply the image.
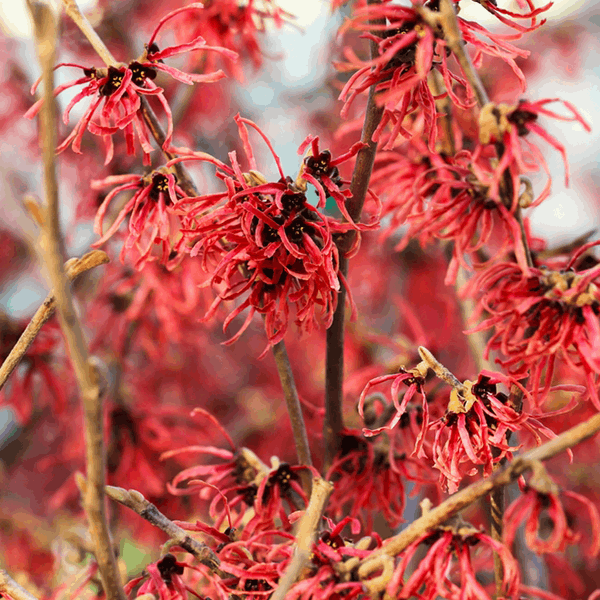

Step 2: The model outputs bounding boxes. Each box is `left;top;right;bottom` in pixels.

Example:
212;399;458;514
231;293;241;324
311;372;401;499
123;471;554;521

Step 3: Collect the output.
304;150;341;187
129;61;157;86
507;107;538;136
157;553;184;585
149;173;175;204
99;66;126;96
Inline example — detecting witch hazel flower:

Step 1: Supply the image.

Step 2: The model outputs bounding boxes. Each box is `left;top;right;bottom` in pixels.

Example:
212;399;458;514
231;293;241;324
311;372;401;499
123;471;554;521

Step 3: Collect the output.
386;520;520;600
90;166;188;269
171;115;377;353
475;98;591;207
172;0;291;80
373;139;537;282
467;244;600;407
162;411;317;536
325;428;431;530
359;347;561;492
504;467;600;558
336;0;547;149
124;553;191;600
25;3;238;165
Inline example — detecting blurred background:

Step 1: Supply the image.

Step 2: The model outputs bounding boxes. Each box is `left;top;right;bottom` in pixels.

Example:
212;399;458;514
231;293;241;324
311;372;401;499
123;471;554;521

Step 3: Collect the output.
0;0;599;594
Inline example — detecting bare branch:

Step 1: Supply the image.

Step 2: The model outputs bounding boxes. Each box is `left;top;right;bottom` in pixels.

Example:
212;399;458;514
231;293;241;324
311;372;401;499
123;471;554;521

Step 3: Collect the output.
104;483;223;576
270;478;333;600
0;570;40;600
27;3;125;599
60;0;117;66
271;341;313;468
0;250;109;393
357;409;600;587
324;0;384;472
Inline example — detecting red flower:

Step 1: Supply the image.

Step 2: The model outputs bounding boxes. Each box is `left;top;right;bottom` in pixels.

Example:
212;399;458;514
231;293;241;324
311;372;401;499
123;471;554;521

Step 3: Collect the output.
504;483;600;557
171;115;376;353
90;167;188;269
170;0;291;80
387;527;520;600
373;141;536;281
25;4;237;165
475;98;591;207
125;553;192;600
163;411;317;536
325;429;432;529
467;247;600;407
336;0;549;148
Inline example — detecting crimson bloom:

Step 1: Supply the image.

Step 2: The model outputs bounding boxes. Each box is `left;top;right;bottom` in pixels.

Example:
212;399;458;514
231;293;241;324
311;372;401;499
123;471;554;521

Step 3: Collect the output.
336;0;548;149
171;115;377;352
25;4;237;165
387;526;520;600
326;429;432;529
163;410;317;537
90;167;188;269
504;483;600;557
467;246;600;407
125;553;192;600
474;98;591;207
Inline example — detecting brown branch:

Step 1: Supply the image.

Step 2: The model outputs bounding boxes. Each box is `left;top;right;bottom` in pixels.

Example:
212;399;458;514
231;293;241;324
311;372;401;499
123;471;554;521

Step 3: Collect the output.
27;3;125;599
357;409;600;590
61;0;117;66
104;483;223;575
137;97;200;197
0;570;39;600
270;478;333;600
324;0;384;472
419;0;489;108
0;250;109;393
271;341;313;468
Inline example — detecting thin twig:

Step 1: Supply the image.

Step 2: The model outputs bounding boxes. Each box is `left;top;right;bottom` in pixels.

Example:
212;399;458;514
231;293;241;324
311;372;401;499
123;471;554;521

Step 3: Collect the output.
0;250;109;393
27;3;125;599
271;341;313;468
419;0;489;108
270;478;334;600
61;0;117;66
0;570;40;600
137;97;199;197
104;483;223;575
357;409;600;587
324;0;384;472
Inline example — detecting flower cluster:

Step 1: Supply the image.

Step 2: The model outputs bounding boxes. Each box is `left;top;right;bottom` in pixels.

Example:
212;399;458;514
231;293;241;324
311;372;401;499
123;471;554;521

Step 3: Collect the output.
468;245;600;406
170;115;376;351
25;4;238;165
387;526;520;599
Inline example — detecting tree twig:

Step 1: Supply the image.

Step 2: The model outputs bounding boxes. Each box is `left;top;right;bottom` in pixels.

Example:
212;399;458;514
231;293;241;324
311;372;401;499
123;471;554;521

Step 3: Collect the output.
27;3;125;599
0;569;39;600
270;478;333;600
61;0;117;66
0;250;109;393
357;409;600;588
271;341;313;468
419;0;489;108
104;483;223;576
324;0;384;472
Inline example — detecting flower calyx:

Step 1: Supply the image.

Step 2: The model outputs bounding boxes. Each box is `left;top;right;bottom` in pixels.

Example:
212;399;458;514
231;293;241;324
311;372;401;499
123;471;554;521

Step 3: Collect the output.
478;101;538;144
539;268;600;307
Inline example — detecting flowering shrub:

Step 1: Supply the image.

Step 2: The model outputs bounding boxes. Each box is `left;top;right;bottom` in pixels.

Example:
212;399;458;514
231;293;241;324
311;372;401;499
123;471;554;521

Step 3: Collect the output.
2;0;600;600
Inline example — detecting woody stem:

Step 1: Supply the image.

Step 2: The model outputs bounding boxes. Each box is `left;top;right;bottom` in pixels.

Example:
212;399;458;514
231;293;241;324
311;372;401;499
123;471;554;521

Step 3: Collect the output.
323;0;384;472
272;341;313;469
